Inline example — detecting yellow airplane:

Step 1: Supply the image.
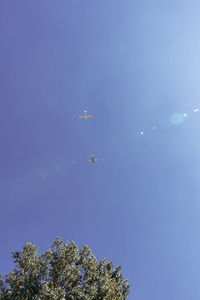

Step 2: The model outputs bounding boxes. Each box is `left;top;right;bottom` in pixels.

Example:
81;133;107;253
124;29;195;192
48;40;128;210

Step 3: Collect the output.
78;110;94;120
88;154;100;163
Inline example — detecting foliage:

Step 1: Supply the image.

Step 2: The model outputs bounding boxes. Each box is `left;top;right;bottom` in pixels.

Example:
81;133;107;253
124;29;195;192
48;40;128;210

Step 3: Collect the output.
0;238;130;300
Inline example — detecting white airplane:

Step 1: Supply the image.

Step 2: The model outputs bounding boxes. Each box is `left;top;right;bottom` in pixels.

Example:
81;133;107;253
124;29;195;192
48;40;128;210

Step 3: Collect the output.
87;154;100;163
78;110;94;120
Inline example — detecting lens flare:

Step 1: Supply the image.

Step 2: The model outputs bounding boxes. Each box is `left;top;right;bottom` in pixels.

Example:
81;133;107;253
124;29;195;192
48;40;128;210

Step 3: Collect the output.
170;113;187;125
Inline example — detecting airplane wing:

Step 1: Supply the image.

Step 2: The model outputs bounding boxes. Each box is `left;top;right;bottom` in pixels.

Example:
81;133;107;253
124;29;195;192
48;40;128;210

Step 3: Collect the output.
78;115;94;118
87;158;99;162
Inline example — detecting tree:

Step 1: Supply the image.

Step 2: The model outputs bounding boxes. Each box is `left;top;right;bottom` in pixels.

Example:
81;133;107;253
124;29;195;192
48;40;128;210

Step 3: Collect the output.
0;237;130;300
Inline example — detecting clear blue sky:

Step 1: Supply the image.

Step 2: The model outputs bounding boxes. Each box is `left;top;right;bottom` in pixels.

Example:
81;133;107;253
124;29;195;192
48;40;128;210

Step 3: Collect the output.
1;0;200;299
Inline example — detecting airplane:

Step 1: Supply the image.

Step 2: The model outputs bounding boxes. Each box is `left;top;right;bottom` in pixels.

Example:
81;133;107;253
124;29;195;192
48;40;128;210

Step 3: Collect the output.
78;110;94;120
87;154;100;163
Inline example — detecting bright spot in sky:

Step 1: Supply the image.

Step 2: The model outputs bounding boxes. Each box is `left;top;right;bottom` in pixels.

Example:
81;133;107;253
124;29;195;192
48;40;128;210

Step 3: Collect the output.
140;131;144;135
152;126;156;130
170;113;187;125
194;108;199;112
